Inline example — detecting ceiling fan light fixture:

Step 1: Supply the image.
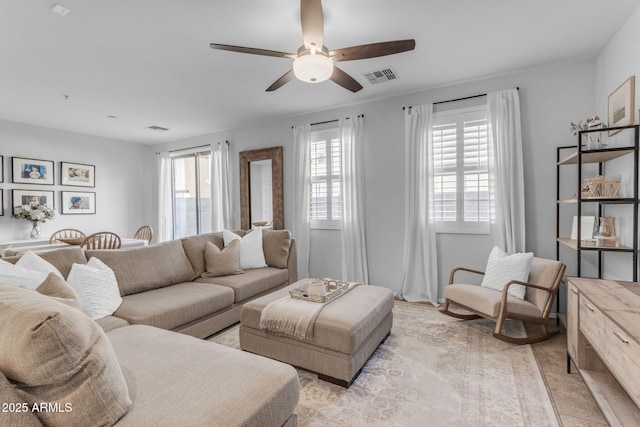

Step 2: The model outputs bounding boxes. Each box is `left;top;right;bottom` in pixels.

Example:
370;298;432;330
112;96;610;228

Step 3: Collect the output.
293;53;333;83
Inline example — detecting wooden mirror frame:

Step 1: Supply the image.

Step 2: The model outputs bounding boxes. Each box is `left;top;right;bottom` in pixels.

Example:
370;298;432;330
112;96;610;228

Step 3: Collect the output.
239;146;284;230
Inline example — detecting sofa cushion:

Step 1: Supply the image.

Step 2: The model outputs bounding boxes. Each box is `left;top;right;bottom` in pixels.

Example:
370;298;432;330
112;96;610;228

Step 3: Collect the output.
0;285;131;426
35;272;82;311
262;229;291;268
31;247;87;279
202;240;242;277
113;282;235;330
16;250;63;278
196;267;289;303
181;232;225;277
224;229;267;270
96;315;130;332
0;371;43;427
67;257;123;319
107;325;299;427
86;240;196;296
445;283;542;318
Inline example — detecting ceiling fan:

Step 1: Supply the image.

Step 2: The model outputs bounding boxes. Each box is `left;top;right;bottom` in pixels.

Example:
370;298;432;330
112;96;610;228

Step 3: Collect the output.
209;0;415;93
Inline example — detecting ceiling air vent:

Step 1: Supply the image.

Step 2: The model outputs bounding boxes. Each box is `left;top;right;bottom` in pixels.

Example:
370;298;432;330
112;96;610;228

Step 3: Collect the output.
364;68;397;85
147;125;170;132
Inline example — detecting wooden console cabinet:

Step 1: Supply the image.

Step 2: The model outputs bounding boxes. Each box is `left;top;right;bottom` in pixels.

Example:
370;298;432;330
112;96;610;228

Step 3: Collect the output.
567;277;640;426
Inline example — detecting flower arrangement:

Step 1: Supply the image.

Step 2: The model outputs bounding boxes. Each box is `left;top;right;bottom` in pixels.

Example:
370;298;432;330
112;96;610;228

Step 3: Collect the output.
569;115;605;135
13;203;58;223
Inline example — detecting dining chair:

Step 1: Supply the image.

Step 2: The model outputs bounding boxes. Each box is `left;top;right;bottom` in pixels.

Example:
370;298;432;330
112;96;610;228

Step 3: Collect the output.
80;232;122;249
133;225;153;244
49;228;86;244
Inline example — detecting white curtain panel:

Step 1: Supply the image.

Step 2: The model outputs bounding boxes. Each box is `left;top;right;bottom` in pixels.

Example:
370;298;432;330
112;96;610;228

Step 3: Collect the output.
400;104;439;305
487;88;526;253
211;142;232;231
340;116;369;284
157;152;173;242
292;125;312;278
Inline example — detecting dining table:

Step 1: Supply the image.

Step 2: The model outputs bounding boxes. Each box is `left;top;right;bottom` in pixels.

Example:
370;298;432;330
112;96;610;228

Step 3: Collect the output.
0;238;148;257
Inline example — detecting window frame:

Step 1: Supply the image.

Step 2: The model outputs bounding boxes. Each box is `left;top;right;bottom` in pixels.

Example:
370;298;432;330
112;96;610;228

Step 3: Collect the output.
432;105;491;235
309;127;342;230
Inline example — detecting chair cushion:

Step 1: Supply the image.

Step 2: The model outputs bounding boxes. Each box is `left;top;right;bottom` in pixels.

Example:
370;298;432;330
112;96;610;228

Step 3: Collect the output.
113;282;234;330
0;285;131;426
445;283;541;318
480;247;533;299
526;258;564;312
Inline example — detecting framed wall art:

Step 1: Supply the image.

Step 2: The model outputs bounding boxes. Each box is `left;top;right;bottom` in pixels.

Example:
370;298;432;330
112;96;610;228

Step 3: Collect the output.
0;189;3;216
61;191;96;214
61;161;95;187
12;157;55;185
12;189;55;215
0;155;4;183
608;76;635;135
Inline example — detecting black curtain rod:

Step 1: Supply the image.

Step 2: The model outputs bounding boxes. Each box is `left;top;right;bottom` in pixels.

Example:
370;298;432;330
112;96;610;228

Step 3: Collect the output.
403;87;519;111
291;115;364;129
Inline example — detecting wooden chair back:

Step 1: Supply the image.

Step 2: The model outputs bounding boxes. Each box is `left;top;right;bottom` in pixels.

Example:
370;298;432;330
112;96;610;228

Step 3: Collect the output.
133;225;153;244
81;232;122;249
49;228;86;243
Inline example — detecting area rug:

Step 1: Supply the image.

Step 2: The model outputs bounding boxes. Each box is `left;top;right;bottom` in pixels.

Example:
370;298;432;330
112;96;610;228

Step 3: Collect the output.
209;300;559;427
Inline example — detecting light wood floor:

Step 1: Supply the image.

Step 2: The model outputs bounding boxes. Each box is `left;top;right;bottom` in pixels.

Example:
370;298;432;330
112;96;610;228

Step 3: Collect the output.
529;322;608;426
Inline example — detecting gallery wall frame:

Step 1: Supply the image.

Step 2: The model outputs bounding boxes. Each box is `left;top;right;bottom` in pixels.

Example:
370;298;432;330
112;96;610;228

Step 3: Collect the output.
608;76;635;136
60;161;95;187
0;189;3;216
12;157;55;185
0;155;4;183
12;189;55;215
61;191;96;215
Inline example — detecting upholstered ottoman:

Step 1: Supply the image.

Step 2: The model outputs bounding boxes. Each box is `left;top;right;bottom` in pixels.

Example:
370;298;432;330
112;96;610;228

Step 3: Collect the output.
240;280;394;387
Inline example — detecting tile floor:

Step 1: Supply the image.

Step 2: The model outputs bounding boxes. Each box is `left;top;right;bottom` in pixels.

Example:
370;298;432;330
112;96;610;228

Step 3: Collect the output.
530;322;608;426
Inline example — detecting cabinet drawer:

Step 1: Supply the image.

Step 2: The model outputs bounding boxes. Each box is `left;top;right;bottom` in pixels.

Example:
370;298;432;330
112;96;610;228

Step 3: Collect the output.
602;317;640;406
579;294;604;348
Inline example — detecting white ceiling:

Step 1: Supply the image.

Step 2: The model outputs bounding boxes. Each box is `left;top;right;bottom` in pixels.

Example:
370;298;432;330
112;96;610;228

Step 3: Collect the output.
1;0;639;145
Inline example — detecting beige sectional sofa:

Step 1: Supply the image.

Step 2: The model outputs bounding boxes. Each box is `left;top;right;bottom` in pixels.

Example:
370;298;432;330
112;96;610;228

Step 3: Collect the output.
0;229;300;427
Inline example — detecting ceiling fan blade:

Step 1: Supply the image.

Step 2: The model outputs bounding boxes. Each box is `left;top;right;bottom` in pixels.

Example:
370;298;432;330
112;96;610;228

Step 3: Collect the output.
300;0;324;49
330;39;416;62
330;66;363;93
266;69;296;92
210;43;295;59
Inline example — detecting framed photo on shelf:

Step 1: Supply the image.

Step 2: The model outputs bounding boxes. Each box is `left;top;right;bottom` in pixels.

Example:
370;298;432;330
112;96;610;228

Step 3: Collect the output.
12;189;55;215
570;216;597;242
0;155;4;183
61;191;96;214
60;161;95;187
608;76;635;135
12;157;54;185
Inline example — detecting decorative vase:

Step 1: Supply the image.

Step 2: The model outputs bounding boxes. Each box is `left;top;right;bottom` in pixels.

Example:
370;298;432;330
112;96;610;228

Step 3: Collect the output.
30;221;41;239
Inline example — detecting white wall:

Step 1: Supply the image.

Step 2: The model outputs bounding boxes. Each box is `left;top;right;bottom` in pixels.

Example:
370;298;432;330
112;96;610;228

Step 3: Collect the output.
0;119;154;241
155;59;596;299
595;6;640;281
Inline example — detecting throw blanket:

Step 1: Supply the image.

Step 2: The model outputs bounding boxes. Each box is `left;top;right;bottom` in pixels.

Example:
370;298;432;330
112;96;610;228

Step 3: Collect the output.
259;281;360;341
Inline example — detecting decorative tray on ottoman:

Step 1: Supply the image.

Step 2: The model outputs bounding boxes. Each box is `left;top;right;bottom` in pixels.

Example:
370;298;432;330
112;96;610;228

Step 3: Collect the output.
289;279;350;303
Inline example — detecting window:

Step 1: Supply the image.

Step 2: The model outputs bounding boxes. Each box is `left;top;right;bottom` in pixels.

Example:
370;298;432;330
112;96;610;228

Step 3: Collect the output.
171;149;212;238
310;128;341;228
432;106;490;233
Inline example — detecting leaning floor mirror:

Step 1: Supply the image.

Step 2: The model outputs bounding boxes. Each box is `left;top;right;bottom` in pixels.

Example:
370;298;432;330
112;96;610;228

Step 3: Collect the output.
239;146;284;230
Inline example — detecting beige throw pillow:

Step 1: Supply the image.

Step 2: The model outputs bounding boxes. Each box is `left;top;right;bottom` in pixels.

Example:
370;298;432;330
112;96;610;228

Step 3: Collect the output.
202;240;243;278
262;229;291;268
35;272;82;311
0;285;131;426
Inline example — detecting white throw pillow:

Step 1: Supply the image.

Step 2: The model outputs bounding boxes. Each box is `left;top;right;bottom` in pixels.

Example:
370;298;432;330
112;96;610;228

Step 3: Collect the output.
223;229;267;270
0;259;48;289
480;247;533;300
16;250;63;278
67;258;123;320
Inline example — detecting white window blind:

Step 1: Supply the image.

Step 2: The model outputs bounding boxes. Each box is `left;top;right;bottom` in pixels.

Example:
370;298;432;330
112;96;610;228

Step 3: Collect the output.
432;106;490;233
310;128;341;228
